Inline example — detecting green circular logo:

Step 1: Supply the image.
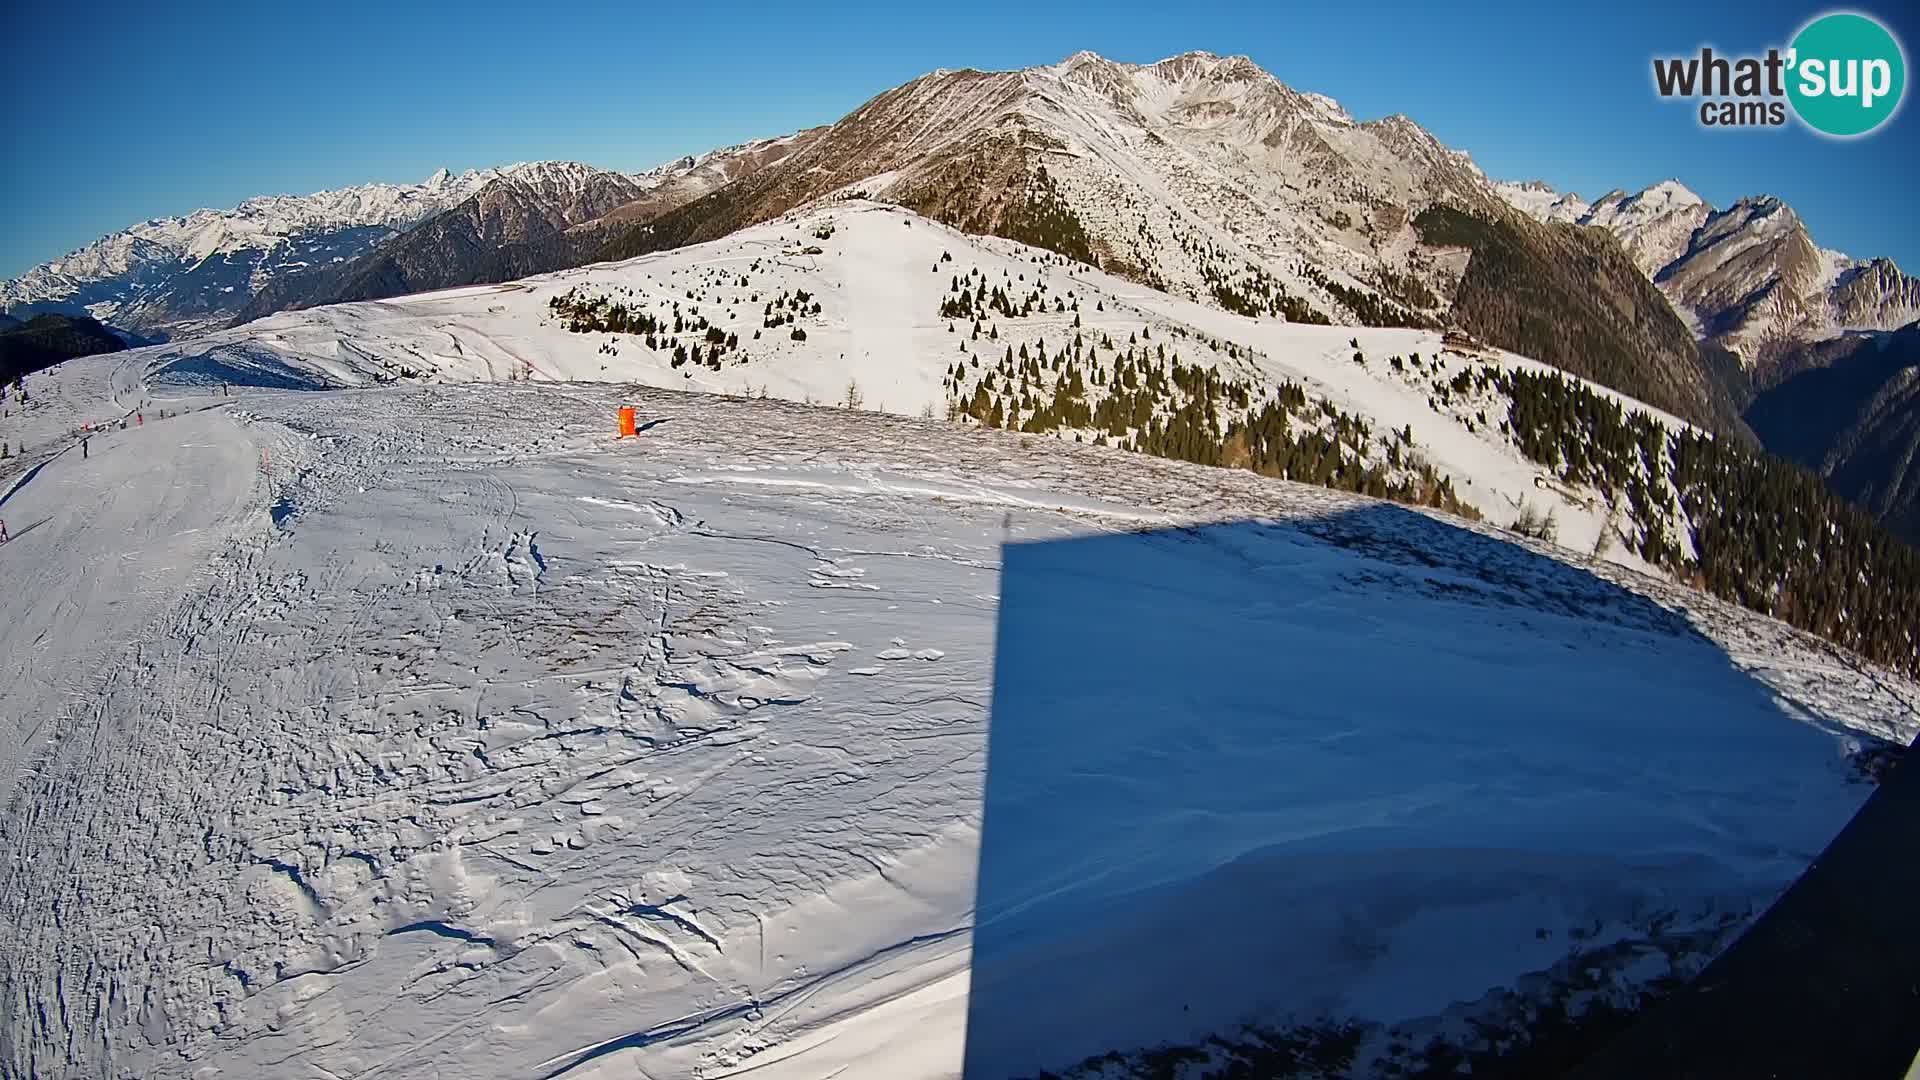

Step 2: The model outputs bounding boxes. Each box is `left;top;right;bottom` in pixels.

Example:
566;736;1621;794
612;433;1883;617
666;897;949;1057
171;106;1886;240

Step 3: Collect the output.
1787;12;1906;136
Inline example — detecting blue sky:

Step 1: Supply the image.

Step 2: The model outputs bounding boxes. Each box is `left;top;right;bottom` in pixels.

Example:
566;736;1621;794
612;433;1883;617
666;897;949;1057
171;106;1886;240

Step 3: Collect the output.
3;0;1916;278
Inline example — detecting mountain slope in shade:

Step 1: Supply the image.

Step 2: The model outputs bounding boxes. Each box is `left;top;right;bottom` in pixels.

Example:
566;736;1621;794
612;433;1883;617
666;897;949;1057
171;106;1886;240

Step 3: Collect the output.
1495;178;1920;544
1496;179;1920;362
1411;204;1742;438
0;313;127;384
1745;324;1920;545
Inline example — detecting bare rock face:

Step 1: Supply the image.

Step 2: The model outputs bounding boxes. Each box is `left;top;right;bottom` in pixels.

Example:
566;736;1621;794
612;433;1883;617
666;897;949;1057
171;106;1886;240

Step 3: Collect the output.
1658;198;1825;348
1830;259;1920;335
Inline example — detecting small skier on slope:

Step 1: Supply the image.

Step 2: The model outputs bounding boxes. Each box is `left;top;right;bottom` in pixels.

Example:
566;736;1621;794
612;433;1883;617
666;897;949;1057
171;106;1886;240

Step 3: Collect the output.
0;519;9;544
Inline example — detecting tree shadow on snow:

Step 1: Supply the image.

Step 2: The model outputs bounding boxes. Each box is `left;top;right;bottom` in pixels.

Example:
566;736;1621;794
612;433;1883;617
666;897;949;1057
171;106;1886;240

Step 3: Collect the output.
962;503;1911;1079
0;515;53;545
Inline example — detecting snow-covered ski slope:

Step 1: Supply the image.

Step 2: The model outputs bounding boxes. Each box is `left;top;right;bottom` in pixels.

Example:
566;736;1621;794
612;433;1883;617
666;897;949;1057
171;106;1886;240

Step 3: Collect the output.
14;200;1704;582
1;344;1916;1079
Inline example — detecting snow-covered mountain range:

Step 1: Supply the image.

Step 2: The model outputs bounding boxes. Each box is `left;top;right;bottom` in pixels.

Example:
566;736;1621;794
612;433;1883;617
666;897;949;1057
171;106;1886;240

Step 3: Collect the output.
11;47;1920;545
225;161;655;322
17;201;1661;567
0;146;813;341
1;166;506;337
1494;177;1920;362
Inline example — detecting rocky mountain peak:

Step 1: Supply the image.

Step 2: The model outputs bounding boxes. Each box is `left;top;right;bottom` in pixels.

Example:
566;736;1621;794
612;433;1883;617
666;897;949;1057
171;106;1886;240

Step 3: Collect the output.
1639;178;1703;208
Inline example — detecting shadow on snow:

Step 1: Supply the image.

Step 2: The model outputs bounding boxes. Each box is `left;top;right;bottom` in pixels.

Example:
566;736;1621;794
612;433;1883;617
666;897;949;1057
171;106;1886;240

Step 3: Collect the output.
962;503;1891;1079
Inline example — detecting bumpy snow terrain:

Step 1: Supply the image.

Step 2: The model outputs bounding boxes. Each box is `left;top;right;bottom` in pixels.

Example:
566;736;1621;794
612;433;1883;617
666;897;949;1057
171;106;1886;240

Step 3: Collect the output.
2;312;1916;1079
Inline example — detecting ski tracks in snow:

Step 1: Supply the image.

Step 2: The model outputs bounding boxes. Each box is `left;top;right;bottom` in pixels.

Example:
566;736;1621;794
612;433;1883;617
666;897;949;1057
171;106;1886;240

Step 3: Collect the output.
0;385;1006;1079
3;381;1916;1080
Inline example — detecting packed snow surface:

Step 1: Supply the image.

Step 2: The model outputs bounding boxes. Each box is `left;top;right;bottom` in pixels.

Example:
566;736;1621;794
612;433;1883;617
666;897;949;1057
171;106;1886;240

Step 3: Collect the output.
1;346;1914;1080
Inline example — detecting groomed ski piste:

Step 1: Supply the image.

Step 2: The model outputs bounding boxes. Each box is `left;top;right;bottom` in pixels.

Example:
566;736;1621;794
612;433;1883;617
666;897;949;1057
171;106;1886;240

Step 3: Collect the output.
1;203;1916;1080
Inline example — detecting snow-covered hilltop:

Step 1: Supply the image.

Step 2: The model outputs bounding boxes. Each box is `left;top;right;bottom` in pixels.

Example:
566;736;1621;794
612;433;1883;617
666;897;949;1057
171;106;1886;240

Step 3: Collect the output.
32;200;1682;576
